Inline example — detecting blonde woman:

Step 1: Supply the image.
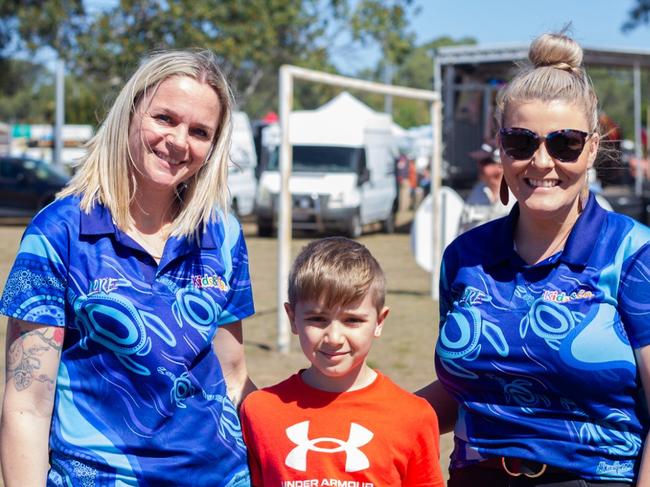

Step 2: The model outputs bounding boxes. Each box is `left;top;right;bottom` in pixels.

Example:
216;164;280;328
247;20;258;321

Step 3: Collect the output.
0;50;255;486
419;32;650;486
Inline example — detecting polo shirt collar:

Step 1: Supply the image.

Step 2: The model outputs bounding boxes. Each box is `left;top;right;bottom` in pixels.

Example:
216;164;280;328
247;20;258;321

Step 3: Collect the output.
80;203;116;236
484;192;606;269
562;192;607;267
79;202;219;260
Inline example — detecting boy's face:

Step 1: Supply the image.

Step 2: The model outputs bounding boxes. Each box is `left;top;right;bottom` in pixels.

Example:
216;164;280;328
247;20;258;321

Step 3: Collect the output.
285;293;389;392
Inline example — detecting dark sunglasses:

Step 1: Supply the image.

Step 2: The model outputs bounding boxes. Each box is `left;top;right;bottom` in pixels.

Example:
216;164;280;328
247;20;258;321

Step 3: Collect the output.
499;127;591;162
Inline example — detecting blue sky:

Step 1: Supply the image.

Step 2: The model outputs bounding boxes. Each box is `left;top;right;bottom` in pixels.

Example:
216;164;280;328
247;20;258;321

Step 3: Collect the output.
336;0;650;72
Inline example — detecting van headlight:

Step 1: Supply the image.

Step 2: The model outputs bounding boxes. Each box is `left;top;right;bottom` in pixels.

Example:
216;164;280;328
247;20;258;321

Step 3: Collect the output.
328;191;346;208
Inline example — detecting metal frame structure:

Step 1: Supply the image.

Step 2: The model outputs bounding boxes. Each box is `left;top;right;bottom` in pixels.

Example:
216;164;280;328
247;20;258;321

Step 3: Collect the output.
276;65;441;352
434;43;650;194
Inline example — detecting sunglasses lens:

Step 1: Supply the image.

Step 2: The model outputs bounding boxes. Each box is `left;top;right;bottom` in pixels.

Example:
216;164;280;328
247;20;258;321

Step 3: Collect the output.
500;129;538;160
546;130;587;162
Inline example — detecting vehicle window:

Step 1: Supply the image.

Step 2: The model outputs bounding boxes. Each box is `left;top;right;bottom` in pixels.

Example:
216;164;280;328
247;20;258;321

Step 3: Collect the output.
267;146;365;173
0;159;22;178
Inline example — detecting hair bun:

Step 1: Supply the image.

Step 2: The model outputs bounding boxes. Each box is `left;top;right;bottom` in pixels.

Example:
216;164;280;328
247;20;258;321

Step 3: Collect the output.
528;33;583;71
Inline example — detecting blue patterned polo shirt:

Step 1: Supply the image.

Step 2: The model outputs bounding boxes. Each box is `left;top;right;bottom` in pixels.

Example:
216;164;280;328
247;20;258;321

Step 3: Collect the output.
0;195;254;486
436;193;650;482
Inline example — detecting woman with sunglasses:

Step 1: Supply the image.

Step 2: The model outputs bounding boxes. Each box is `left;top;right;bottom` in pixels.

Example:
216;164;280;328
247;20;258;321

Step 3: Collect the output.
418;31;650;486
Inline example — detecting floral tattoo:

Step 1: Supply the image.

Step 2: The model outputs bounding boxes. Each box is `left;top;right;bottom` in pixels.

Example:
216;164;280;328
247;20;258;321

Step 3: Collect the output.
6;319;64;391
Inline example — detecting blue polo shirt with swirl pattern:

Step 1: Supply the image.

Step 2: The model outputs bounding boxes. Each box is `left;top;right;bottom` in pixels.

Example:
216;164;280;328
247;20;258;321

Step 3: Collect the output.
435;192;650;482
0;195;254;486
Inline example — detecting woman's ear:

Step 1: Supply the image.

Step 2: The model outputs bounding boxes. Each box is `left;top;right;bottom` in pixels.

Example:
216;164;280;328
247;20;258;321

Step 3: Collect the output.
587;133;600;169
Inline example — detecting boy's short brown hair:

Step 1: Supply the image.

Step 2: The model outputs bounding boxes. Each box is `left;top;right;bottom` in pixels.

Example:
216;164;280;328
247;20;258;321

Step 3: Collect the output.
287;237;386;312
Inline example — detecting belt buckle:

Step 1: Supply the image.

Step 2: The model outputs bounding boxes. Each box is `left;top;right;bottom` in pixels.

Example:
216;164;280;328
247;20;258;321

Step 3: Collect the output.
501;457;548;478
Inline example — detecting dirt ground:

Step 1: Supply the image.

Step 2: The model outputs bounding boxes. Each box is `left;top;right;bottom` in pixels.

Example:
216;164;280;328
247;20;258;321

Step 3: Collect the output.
0;211;453;483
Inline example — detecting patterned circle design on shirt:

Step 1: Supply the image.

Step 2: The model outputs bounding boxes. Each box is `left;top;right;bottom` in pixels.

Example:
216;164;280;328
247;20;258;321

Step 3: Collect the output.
520;298;575;350
175;287;222;339
73;293;152;375
19;295;66;324
437;305;482;360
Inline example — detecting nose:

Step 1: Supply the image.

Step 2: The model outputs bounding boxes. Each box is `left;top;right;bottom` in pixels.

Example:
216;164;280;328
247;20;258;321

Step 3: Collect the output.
324;322;345;346
166;126;189;152
531;141;554;169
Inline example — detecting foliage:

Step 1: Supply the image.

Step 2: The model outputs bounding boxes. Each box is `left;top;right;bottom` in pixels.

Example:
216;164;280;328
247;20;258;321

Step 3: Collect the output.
1;0;433;126
622;0;650;32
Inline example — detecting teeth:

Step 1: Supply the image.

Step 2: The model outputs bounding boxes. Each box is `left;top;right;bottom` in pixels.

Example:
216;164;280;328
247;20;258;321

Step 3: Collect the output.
154;151;181;165
526;178;559;188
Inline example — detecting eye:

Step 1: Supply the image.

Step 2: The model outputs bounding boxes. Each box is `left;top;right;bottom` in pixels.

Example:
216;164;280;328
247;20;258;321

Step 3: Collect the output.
191;127;210;139
305;315;328;325
153;113;172;124
344;316;365;326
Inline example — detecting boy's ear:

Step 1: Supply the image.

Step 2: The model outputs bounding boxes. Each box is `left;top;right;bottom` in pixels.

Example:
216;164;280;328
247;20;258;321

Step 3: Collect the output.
374;306;389;337
284;302;297;334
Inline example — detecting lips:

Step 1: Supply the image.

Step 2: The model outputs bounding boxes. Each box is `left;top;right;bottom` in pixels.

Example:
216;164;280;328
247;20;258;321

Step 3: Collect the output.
154;150;184;166
525;178;560;188
319;350;348;359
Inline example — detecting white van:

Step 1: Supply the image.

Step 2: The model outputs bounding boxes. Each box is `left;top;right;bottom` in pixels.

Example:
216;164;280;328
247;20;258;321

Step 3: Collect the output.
228;112;257;217
254;93;397;237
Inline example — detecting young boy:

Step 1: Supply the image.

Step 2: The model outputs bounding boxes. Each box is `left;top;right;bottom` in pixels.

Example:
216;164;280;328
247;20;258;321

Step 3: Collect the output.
240;237;444;486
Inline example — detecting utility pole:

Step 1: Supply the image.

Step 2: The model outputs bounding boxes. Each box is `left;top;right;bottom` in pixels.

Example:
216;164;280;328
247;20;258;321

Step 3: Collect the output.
53;56;65;166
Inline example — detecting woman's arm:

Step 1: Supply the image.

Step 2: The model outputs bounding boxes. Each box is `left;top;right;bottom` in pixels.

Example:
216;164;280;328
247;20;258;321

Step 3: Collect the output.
1;318;64;487
634;345;650;485
213;321;256;408
416;380;459;434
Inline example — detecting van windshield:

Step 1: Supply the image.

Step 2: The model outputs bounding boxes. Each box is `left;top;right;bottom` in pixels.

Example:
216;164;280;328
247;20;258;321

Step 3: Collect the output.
267;145;365;173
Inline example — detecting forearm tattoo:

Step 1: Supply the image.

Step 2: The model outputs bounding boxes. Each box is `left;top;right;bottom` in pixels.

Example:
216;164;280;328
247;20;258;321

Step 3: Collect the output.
6;319;64;392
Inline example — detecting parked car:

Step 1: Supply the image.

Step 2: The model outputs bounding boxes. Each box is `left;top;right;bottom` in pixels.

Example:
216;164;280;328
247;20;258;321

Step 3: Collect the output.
0;156;70;217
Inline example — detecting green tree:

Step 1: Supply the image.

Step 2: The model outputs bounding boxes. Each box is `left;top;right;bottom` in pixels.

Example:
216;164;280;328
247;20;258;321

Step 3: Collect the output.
0;0;85;57
353;36;476;128
622;0;650;32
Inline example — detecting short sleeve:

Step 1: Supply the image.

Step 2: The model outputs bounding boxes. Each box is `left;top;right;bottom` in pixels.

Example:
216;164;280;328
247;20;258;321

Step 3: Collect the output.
402;403;445;487
239;398;264;487
216;215;255;325
0;221;69;326
619;242;650;349
438;246;457;327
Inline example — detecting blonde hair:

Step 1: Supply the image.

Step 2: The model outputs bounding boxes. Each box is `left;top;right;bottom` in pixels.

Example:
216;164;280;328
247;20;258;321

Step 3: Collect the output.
495;32;599;132
59;49;235;239
288;237;386;312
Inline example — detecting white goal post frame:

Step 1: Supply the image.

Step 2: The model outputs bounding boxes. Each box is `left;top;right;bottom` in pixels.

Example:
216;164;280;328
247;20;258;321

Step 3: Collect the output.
276;65;442;353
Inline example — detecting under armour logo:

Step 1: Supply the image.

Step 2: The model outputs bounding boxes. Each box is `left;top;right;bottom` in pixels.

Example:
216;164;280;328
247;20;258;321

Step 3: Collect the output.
285;421;373;472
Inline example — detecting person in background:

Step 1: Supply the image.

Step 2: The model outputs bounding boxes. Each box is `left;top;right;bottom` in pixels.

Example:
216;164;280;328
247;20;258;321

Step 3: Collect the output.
241;237;444;487
418;31;650;486
457;141;513;233
0;49;255;486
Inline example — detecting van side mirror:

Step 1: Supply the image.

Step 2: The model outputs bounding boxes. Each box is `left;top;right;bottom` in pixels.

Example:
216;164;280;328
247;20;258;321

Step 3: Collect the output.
358;167;370;185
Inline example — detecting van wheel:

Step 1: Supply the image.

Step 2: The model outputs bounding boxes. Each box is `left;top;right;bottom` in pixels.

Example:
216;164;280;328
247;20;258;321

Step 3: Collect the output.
257;219;274;237
347;212;362;238
382;212;396;234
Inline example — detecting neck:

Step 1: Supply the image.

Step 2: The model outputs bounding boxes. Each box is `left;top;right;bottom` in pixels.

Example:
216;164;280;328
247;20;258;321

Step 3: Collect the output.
301;364;377;393
514;205;579;265
130;190;178;233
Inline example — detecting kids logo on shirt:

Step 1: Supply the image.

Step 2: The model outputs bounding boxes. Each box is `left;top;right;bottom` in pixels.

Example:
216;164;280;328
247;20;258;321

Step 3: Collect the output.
192;274;229;291
543;289;593;303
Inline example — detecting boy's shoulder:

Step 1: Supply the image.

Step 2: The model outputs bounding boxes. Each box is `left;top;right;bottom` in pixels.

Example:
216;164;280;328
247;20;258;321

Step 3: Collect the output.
241;373;303;413
374;371;437;417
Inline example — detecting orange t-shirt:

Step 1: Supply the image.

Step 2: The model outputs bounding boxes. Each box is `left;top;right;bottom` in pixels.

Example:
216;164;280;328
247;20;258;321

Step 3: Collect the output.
240;371;444;487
